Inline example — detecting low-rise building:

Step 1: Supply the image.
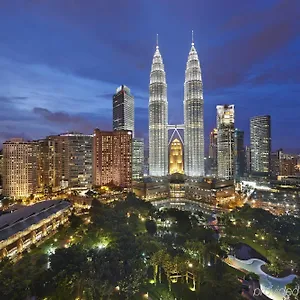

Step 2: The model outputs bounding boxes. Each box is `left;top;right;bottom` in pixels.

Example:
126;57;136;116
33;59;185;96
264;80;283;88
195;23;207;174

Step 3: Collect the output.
133;177;169;200
0;200;71;260
185;178;235;206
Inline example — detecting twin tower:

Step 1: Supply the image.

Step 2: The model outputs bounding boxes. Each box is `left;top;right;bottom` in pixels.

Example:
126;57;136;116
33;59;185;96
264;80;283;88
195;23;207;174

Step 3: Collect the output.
149;34;205;177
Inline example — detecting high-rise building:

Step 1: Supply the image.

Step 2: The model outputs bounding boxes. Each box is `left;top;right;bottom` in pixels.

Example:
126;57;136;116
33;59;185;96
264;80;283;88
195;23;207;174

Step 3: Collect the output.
234;129;245;180
209;129;218;163
0;150;3;187
132;138;144;180
208;128;218;176
184;34;205;177
245;146;251;175
169;138;184;174
149;39;168;177
113;85;134;136
250;115;271;174
270;149;282;177
3;138;38;198
93;129;132;188
217;105;235;179
38;133;93;190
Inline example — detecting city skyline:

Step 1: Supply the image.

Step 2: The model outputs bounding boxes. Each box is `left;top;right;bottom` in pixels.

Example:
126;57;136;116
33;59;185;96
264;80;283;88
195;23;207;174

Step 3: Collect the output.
0;1;300;152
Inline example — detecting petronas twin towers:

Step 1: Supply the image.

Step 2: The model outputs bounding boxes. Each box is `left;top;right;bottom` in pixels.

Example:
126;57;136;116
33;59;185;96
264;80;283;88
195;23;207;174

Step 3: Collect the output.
149;33;205;177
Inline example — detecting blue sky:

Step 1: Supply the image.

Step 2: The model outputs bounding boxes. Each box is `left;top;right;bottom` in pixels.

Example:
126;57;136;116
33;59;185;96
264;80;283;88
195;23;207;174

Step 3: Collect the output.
0;0;299;152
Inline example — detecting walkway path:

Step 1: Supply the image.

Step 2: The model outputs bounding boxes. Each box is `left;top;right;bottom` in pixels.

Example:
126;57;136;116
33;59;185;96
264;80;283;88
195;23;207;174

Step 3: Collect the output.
226;256;297;300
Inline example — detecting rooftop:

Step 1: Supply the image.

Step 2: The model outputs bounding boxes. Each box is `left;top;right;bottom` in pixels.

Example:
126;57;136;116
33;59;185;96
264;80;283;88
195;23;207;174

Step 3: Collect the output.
0;200;71;241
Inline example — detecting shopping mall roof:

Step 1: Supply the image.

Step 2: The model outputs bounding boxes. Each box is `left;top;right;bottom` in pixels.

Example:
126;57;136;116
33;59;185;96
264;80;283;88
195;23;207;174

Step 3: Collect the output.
0;200;71;241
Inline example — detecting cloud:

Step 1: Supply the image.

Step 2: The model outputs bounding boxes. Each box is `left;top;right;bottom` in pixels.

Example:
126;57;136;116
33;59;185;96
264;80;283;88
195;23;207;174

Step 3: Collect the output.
33;107;95;132
204;0;300;90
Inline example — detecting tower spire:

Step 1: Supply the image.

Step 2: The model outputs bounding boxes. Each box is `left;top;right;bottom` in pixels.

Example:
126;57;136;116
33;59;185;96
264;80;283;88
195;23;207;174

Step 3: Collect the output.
191;30;194;46
156;33;159;49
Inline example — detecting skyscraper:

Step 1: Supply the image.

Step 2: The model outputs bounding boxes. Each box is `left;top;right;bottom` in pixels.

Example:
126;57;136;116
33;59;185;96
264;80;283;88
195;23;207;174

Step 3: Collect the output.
93;129;132;188
217;105;235;179
184;33;205;177
234;129;245;180
132;138;144;180
149;38;168;177
3;138;38;198
208;128;218;176
250;115;271;174
245;146;251;175
113;85;134;136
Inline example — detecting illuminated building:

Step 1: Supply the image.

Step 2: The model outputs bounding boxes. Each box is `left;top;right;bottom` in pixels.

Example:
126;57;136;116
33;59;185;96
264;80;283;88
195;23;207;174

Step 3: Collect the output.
132;177;169;200
234;129;245;180
208;129;218;176
132;138;144;180
149;37;168;177
185;178;235;206
250;115;271;174
113;85;134;136
270;149;281;177
39;133;93;190
217;105;235;179
280;155;298;176
271;149;298;177
93;129;132;188
169;138;184;174
0;150;3;187
3;138;38;198
184;32;205;177
0;200;71;259
245;146;251;175
209;129;218;165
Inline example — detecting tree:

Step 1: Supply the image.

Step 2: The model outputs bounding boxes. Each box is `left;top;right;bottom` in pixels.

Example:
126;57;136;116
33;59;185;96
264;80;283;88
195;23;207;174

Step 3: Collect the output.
69;213;82;229
1;197;11;209
145;219;157;235
150;250;167;284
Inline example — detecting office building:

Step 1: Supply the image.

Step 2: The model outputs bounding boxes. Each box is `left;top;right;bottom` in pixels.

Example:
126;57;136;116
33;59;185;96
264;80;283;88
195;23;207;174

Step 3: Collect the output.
208;129;218;176
148;39;168;177
234;129;245;180
93;129;132;188
250;115;271;174
0;151;3;187
270;149;282;177
245;146;251;175
3;139;38;198
132;138;144;180
184;35;205;177
217;105;235;179
113;85;134;136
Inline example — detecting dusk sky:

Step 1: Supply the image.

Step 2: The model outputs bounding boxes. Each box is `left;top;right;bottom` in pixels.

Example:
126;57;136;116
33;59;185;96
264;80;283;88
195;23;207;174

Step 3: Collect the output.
0;0;300;152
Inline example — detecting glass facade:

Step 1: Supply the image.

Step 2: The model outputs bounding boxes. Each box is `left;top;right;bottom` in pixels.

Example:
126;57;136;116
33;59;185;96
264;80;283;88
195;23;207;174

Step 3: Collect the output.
184;42;205;177
149;44;168;177
132;138;144;180
113;85;134;137
217;105;235;180
250;115;271;174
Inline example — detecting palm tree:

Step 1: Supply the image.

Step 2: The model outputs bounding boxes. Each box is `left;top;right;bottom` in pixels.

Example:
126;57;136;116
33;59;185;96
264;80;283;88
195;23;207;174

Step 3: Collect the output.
150;249;166;284
185;240;205;266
